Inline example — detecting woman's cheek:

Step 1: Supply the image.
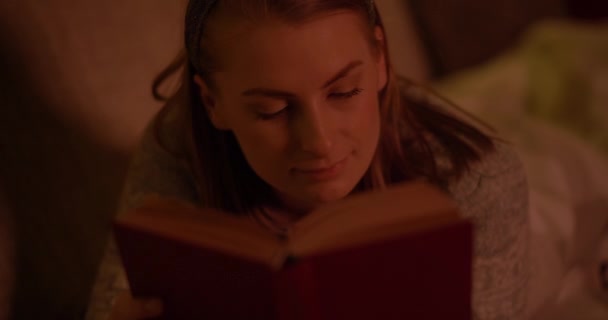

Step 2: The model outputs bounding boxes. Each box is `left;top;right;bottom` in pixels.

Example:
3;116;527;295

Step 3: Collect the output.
235;127;290;172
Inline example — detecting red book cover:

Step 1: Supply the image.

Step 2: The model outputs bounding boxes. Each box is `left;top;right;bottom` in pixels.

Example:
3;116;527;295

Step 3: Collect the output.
274;220;472;320
114;225;278;319
113;182;472;319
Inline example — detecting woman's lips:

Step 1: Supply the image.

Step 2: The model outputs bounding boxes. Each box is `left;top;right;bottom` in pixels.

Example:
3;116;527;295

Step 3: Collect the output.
293;157;348;181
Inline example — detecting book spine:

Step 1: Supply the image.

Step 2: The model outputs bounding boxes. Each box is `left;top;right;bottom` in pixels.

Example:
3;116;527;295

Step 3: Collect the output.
274;258;322;320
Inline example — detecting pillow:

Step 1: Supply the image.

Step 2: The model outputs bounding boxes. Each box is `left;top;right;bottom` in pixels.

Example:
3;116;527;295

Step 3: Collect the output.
407;0;564;76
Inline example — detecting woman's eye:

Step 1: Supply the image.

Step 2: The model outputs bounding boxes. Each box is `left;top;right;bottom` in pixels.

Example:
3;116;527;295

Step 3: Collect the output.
329;87;363;99
256;106;287;120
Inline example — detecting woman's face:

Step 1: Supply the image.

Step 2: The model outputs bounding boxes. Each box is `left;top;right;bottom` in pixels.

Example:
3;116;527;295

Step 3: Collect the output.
197;11;387;213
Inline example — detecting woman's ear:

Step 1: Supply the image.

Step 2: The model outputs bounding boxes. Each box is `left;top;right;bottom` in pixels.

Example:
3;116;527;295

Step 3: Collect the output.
193;75;230;130
373;26;388;91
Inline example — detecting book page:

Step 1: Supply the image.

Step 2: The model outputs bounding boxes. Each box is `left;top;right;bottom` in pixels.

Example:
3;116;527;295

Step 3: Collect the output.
287;181;459;256
116;182;459;269
116;196;289;268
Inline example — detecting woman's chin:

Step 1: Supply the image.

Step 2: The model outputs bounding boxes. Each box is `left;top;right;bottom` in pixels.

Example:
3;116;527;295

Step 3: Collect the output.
274;176;361;214
300;181;356;209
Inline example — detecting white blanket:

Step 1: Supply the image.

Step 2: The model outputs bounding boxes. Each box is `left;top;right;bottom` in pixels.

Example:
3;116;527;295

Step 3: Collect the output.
434;19;608;319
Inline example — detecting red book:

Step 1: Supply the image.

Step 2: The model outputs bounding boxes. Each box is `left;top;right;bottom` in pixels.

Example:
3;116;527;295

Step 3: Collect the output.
113;181;472;319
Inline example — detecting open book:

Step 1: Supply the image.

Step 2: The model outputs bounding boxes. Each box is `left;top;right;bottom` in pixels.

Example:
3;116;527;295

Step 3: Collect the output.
114;181;472;320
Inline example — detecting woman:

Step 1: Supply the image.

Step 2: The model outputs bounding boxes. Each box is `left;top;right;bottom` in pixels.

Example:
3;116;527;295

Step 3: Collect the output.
87;0;530;319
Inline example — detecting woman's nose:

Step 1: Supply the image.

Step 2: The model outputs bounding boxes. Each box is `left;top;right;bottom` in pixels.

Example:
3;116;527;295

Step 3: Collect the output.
292;105;333;157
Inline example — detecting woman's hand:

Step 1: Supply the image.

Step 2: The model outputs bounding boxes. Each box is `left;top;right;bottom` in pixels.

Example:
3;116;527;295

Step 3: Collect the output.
109;292;164;319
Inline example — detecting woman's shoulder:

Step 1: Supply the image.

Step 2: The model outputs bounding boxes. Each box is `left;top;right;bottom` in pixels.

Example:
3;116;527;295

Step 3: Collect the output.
447;141;529;255
398;81;528;214
446;142;531;319
120;99;198;213
448;141;527;204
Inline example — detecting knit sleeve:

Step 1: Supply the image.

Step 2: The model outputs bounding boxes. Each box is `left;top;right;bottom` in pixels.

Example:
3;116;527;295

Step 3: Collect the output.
118;116;199;213
85;116;199;320
449;142;530;320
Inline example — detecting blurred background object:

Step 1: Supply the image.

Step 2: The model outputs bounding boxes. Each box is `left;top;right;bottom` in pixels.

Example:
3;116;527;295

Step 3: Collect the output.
0;0;185;318
566;0;608;20
0;0;607;319
375;0;432;83
408;0;565;77
0;186;14;320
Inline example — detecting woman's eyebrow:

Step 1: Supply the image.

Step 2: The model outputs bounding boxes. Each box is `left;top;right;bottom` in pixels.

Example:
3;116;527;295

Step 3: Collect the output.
321;60;363;89
241;60;364;98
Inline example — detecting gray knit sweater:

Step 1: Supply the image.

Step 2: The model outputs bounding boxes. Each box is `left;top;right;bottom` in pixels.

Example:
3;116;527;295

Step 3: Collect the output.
86;92;530;320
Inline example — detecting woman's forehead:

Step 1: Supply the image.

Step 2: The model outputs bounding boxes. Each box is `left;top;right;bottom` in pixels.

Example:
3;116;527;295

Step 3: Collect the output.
209;12;375;88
